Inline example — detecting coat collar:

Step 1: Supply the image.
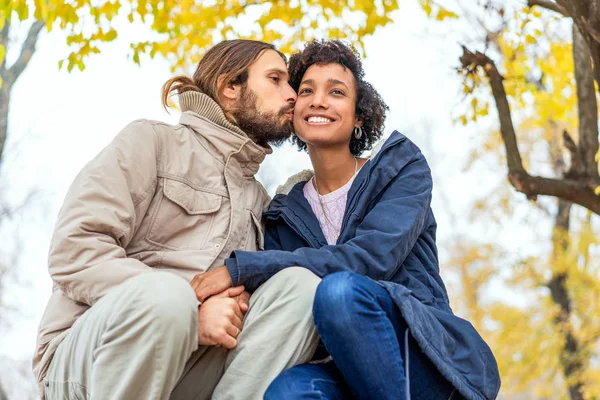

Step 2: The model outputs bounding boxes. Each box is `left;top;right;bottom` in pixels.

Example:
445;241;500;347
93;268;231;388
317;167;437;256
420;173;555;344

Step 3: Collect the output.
178;91;272;176
275;131;401;196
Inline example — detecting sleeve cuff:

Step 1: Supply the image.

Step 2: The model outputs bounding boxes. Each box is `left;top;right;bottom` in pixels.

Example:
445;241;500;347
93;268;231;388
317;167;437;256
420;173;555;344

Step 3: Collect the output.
225;256;240;286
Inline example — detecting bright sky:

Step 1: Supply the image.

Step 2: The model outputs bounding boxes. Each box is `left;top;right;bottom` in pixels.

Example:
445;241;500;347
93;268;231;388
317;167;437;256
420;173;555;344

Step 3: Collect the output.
0;1;540;385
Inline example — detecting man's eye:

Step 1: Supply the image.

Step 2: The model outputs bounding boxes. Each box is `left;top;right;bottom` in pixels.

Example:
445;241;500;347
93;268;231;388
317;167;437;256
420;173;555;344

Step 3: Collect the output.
270;76;280;83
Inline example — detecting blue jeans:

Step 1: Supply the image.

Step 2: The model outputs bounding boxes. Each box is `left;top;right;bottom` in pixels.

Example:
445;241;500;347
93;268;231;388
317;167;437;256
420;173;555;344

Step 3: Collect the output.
265;272;457;400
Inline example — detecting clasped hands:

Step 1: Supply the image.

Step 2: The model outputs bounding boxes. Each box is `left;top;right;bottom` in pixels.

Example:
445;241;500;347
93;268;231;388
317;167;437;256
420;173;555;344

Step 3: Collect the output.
190;266;245;349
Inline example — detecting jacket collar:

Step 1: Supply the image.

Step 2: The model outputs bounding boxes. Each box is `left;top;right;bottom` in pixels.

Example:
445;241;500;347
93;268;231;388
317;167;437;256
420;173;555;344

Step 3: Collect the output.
178;91;272;176
275;131;401;196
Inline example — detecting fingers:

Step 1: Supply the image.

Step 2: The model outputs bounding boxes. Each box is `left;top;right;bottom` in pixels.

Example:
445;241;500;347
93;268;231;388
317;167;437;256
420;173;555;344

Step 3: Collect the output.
238;301;249;313
230;310;243;331
219;335;237;350
225;323;241;338
214;285;245;299
226;285;246;297
230;300;244;322
196;285;221;303
238;291;250;312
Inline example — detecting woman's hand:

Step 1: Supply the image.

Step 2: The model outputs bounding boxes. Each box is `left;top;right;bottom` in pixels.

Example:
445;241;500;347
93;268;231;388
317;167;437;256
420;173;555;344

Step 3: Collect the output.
191;266;233;303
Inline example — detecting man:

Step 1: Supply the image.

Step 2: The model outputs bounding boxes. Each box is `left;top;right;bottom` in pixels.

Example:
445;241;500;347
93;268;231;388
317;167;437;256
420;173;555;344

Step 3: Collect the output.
34;40;321;400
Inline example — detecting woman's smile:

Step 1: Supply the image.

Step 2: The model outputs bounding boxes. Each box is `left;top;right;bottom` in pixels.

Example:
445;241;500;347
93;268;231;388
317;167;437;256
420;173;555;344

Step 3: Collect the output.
303;113;337;126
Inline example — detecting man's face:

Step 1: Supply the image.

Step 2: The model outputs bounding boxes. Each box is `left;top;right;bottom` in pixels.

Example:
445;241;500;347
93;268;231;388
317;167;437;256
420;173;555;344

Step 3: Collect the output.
231;49;297;147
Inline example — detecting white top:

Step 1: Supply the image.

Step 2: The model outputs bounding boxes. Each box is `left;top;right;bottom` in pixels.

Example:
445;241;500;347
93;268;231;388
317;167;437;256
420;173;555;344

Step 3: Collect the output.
303;173;358;245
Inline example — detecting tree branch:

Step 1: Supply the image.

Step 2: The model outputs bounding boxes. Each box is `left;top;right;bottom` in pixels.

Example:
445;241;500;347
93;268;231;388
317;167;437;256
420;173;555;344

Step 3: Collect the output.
527;0;569;15
459;46;600;214
460;47;525;174
508;172;600;212
573;20;600;180
0;19;8;75
4;21;44;87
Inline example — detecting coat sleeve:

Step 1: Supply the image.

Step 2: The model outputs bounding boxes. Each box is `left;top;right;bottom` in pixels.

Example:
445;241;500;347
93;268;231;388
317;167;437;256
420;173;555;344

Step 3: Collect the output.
48;120;159;306
226;150;433;292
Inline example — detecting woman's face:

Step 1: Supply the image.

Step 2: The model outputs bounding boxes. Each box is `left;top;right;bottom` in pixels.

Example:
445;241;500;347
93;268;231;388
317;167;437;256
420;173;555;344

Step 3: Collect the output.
293;63;360;151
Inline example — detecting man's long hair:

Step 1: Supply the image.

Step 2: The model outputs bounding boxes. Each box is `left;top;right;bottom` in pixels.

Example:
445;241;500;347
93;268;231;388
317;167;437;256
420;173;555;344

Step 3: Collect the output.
161;40;285;116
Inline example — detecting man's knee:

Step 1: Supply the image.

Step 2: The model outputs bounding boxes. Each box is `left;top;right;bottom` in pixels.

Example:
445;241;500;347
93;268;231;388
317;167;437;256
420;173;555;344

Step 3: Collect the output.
254;267;321;313
117;272;198;334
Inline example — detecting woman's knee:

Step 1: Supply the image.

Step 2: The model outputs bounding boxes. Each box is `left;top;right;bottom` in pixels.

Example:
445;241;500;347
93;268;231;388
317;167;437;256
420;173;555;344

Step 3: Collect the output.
314;272;364;312
265;365;344;400
264;369;305;400
313;272;382;329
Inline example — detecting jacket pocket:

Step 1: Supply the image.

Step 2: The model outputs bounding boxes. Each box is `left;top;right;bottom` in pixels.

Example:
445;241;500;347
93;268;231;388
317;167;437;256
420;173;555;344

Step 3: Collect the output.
147;178;224;250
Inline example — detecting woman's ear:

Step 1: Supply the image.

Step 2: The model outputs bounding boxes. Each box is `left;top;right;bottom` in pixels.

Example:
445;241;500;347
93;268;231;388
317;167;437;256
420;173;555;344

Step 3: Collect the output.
355;119;363;128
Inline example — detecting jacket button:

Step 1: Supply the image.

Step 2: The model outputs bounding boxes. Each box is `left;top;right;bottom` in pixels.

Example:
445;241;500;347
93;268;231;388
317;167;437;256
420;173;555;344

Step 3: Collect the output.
214;243;221;249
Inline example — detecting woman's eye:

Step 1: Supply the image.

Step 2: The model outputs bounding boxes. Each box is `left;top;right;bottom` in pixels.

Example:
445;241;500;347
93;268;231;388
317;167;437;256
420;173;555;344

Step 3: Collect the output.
331;89;344;95
299;88;312;94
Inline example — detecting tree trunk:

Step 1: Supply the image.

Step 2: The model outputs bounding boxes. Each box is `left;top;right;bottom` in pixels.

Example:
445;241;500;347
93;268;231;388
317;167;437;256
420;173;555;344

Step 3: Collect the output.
572;23;599;179
0;19;44;168
0;83;9;168
547;199;585;400
0;381;8;400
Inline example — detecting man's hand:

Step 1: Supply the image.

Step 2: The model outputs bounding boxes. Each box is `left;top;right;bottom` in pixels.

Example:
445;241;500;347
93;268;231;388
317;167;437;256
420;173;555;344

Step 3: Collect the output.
190;266;232;303
197;285;245;349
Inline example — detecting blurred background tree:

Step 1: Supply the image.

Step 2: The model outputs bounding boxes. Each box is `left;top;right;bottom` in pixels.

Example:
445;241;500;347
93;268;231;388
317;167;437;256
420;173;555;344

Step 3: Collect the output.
420;1;600;398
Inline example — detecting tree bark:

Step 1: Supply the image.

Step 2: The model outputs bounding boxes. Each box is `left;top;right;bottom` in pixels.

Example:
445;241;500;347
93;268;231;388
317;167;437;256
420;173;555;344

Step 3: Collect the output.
0;20;45;166
0;84;8;168
547;199;585;400
555;0;600;94
459;47;600;214
572;23;599;179
528;0;568;15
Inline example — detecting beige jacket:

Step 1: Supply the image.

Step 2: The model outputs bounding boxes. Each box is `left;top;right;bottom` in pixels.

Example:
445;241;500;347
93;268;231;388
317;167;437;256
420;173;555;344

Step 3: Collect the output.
33;91;271;390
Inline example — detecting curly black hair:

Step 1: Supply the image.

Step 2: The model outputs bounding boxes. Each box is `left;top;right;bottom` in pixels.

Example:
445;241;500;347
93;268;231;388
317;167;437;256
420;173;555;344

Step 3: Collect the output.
288;39;389;156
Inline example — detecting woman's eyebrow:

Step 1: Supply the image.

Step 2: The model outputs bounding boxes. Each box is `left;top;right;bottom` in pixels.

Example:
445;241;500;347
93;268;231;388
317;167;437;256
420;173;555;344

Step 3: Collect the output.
300;78;315;86
300;78;349;89
328;78;348;89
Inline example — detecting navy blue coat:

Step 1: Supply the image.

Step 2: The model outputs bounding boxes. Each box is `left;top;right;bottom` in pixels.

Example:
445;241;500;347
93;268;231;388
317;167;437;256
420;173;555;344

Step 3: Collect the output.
225;131;501;400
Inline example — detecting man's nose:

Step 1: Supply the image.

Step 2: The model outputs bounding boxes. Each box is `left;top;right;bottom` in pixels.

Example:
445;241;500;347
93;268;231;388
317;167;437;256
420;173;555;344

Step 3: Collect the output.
283;82;297;103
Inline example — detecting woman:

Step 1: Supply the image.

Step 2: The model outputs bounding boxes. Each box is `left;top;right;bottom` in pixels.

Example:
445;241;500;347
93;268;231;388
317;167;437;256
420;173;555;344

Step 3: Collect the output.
193;40;500;399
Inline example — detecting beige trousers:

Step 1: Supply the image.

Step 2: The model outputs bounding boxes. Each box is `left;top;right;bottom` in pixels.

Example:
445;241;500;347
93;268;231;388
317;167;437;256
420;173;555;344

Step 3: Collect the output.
44;268;320;400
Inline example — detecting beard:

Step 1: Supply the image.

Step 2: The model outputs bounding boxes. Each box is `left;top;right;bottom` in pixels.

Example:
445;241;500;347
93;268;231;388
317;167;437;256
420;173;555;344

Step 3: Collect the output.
231;86;294;148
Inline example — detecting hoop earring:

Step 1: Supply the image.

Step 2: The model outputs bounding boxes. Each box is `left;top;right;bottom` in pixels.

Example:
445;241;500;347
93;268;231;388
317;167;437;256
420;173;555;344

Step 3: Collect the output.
354;126;363;139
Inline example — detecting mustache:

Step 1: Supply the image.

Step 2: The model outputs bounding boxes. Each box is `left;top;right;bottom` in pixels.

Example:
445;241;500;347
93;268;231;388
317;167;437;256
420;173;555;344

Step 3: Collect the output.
278;104;295;115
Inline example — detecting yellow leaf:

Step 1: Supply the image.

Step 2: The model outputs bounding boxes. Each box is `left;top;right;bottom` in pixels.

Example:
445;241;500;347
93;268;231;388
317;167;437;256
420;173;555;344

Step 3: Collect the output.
436;7;459;21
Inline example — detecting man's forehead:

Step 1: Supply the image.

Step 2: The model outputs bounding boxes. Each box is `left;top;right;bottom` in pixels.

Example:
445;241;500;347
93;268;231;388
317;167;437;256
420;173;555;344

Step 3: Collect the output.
251;49;287;72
